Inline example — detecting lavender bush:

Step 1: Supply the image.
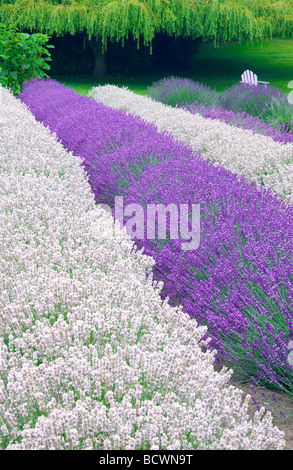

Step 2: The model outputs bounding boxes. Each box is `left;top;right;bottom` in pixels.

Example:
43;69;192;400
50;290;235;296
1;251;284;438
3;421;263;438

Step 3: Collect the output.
146;76;219;108
218;83;293;128
19;79;293;395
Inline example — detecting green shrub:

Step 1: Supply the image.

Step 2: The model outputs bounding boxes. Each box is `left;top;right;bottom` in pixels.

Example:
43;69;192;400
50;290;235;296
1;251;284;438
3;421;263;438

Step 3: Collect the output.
259;95;293;129
0;23;54;96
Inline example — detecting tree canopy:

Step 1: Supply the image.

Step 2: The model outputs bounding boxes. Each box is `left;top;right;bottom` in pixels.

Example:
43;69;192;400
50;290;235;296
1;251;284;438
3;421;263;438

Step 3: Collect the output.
1;0;293;52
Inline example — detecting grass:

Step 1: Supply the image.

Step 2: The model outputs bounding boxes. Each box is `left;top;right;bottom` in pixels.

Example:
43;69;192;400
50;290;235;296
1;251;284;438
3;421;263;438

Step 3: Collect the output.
49;74;155;96
194;38;293;94
51;38;293;97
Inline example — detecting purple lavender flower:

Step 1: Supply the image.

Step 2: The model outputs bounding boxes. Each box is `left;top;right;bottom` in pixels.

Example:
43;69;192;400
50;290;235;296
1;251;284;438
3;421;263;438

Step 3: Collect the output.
218;83;293;129
218;83;281;112
147;75;218;108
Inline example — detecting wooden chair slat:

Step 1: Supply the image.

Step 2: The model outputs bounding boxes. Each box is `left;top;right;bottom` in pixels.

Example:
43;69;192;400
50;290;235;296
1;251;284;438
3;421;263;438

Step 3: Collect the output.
240;69;269;87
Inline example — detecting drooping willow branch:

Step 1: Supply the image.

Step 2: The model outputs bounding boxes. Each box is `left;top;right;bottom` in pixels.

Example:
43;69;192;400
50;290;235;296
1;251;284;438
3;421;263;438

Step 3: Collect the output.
1;0;293;51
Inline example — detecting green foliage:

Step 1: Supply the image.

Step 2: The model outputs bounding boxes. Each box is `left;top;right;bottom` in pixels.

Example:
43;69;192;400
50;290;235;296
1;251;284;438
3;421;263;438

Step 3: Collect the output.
146;75;219;107
0;22;54;95
260;96;293;128
1;0;293;51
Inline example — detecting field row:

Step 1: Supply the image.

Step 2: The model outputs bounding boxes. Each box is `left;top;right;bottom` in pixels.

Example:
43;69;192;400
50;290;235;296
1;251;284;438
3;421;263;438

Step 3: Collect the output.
90;84;293;205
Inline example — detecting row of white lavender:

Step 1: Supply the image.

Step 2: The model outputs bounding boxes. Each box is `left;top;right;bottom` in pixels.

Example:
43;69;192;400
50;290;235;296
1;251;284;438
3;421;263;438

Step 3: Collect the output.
89;85;293;206
0;85;285;450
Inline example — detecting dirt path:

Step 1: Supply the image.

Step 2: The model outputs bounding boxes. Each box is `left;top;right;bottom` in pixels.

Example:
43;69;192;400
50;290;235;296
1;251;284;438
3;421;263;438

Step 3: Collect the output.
233;380;293;450
212;360;293;449
156;281;293;449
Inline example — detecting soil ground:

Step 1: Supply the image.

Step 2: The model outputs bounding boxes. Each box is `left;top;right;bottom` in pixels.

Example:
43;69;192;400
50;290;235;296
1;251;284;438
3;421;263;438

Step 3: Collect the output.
215;364;293;450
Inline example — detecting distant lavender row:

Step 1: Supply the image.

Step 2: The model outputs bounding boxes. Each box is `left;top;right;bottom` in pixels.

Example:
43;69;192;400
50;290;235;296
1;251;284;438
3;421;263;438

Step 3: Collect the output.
218;82;293;127
19;79;293;395
182;103;293;144
147;76;293;136
90;85;293;204
146;76;218;108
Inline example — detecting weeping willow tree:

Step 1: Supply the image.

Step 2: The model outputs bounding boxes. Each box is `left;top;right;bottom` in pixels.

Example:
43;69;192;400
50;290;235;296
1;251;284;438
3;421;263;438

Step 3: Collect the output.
1;0;293;76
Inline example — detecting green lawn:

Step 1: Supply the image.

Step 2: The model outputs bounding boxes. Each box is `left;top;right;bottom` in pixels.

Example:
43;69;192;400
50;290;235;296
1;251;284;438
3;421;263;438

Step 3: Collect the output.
194;38;293;94
51;38;293;96
50;74;156;96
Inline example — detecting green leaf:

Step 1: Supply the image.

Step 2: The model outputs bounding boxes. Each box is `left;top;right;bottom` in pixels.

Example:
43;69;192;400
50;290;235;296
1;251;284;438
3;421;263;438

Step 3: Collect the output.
0;76;8;86
0;22;53;89
10;71;18;80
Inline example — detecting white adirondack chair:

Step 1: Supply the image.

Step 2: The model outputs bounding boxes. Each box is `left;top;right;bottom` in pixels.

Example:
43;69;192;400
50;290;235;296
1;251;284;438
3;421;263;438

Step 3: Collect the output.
240;70;269;87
